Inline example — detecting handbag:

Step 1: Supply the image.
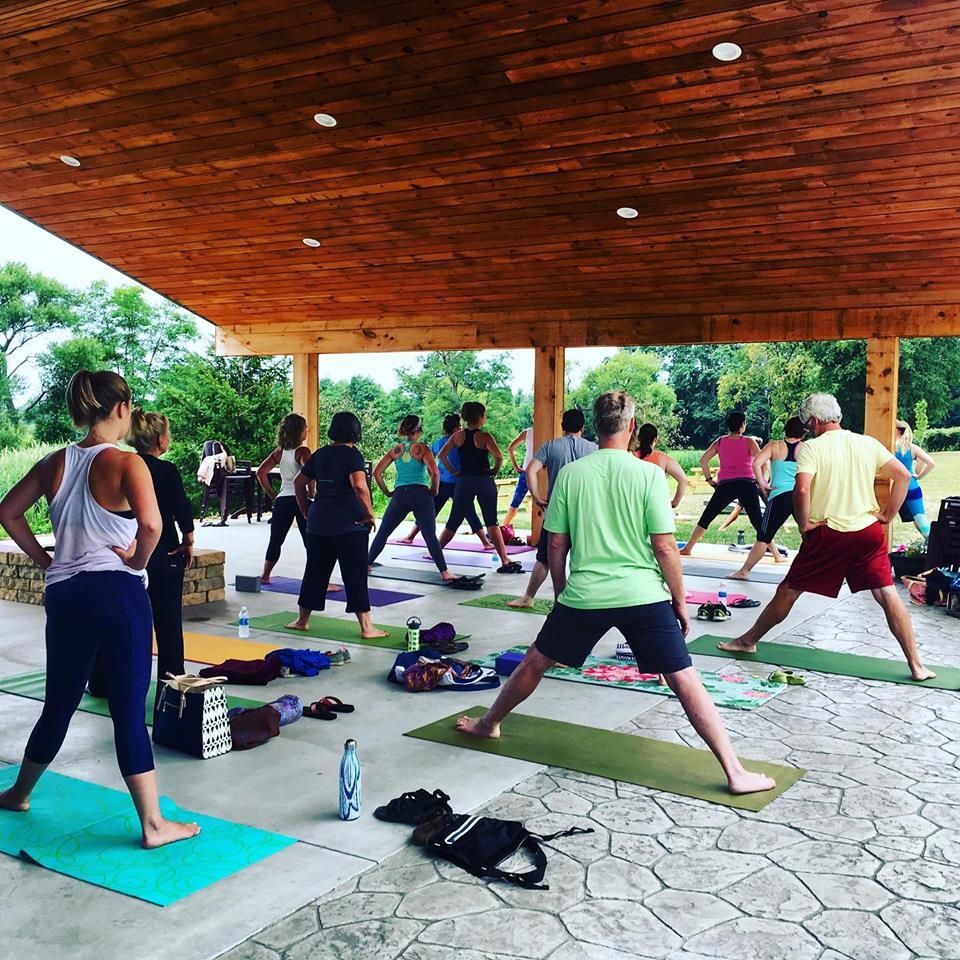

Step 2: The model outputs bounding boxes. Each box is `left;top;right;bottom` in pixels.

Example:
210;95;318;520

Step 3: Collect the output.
153;673;233;759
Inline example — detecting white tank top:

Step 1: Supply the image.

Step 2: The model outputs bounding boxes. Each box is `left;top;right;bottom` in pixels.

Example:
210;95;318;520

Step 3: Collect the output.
45;444;144;587
277;447;301;498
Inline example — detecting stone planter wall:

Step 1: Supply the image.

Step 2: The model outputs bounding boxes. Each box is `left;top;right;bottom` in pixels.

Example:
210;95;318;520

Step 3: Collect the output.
0;543;225;607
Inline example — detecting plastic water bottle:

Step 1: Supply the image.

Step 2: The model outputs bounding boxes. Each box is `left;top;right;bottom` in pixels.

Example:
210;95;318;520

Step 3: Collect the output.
238;606;250;639
717;582;727;607
405;616;421;653
492;549;501;573
339;739;362;821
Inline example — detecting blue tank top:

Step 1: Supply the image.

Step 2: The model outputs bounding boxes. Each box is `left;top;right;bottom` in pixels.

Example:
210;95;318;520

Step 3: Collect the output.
895;447;922;492
459;429;491;476
395;441;429;487
768;441;799;500
433;436;459;484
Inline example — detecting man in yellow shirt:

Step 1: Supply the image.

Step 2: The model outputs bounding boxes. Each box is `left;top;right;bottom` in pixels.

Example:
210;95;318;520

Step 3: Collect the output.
720;393;934;682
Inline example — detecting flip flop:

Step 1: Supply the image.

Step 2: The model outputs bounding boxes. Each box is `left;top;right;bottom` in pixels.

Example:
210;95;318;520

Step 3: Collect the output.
730;598;761;608
498;561;524;574
319;696;355;714
443;575;483;591
303;701;337;720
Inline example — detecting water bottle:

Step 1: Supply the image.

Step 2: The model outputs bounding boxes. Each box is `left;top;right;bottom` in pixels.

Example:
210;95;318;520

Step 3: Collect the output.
339;739;362;821
717;582;727;607
405;616;421;653
238;606;250;639
492;549;501;573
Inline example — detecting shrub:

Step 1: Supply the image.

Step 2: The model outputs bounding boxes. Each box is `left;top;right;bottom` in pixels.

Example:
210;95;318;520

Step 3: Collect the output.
924;427;960;452
0;444;57;535
668;449;702;475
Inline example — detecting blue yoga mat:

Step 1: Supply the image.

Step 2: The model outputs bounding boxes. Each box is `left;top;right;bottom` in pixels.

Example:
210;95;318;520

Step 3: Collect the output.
0;767;295;905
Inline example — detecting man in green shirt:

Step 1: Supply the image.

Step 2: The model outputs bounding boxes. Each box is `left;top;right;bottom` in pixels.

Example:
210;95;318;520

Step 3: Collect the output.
458;391;776;797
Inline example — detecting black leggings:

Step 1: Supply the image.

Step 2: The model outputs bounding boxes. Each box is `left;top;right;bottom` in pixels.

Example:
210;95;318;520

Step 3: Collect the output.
434;481;482;534
757;492;796;544
369;485;447;571
446;475;499;531
697;478;764;533
266;495;306;563
148;553;186;682
299;531;369;613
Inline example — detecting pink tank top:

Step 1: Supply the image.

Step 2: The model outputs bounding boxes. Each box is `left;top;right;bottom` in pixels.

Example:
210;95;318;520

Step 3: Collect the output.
717;435;754;482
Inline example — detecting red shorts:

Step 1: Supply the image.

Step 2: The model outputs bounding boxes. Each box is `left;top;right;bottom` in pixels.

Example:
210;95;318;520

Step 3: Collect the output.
786;522;893;598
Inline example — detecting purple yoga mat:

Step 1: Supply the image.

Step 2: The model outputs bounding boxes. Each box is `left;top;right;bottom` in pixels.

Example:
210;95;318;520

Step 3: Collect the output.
388;537;532;555
253;577;421;606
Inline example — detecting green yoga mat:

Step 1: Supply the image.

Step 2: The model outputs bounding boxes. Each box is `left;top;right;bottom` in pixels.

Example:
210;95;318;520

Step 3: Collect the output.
247;611;470;650
0;767;295;905
688;635;960;689
461;594;555;615
0;672;263;725
406;708;804;811
472;646;786;711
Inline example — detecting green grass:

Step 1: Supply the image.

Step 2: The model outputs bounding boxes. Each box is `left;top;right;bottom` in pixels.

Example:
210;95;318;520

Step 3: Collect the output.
0;444;56;535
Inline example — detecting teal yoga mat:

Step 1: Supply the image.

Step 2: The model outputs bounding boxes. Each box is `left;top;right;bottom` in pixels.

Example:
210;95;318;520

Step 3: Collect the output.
688;635;960;689
0;767;295;905
406;708;804;811
0;672;263;725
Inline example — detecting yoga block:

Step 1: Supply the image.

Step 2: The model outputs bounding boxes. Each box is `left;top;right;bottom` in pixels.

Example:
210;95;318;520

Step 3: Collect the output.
235;575;261;593
495;651;524;676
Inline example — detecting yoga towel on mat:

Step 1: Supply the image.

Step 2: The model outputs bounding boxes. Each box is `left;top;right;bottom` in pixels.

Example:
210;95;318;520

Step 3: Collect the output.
405;708;804;811
0;767;295;905
688;635;960;689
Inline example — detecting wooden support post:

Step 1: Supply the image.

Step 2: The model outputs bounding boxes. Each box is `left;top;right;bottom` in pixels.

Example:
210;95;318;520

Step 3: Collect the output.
864;337;900;543
292;353;319;450
529;345;565;545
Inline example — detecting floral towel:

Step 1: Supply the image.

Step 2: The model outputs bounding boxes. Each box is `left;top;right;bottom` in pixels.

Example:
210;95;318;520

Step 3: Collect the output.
472;646;786;711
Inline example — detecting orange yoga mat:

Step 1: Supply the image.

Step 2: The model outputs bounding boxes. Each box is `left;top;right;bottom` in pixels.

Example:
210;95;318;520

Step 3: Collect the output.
152;631;279;667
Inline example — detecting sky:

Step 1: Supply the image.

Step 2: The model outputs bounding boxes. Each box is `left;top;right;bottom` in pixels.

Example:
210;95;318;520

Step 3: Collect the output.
0;203;616;392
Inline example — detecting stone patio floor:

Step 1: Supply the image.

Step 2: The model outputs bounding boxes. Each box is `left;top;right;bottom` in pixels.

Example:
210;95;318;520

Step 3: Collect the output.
220;591;960;960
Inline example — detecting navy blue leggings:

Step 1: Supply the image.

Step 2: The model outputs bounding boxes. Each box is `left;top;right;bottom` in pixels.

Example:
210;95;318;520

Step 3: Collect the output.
26;571;154;777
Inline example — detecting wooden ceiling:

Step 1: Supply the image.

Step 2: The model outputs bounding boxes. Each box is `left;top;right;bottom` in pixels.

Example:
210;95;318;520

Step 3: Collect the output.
2;0;960;352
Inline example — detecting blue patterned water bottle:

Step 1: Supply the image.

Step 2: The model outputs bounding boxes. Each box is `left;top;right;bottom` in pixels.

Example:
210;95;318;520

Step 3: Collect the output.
339;739;361;821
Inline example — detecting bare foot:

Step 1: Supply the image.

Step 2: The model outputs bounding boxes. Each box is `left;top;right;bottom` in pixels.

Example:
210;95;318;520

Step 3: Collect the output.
773;553;788;564
441;571;456;581
285;620;310;631
399;536;416;544
911;665;937;682
457;715;500;738
717;637;758;654
481;543;496;551
506;596;534;608
678;546;694;557
328;583;342;592
361;629;390;640
657;674;667;686
728;769;777;795
729;570;750;581
142;818;201;849
260;577;271;585
0;788;29;812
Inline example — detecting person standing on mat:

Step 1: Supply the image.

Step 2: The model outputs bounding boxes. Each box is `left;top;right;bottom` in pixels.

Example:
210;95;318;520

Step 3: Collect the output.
458;391;776;797
680;412;764;556
720;393;935;682
0;370;199;847
895;419;935;539
286;412;389;640
438;402;520;574
729;417;805;580
501;424;534;533
507;409;597;608
400;413;492;550
368;415;463;585
634;422;687;508
257;413;312;585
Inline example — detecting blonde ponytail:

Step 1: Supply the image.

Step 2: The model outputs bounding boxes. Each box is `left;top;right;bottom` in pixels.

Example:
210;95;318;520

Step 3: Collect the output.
128;408;169;453
65;370;131;428
895;420;913;453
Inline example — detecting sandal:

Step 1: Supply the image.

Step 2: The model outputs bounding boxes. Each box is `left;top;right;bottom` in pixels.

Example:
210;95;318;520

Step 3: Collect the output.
503;536;525;546
497;561;524;574
319;696;355;714
324;647;351;666
375;788;453;826
303;701;337;720
784;670;806;686
768;670;788;684
443;575;483;591
421;637;470;655
730;598;761;609
710;602;732;622
696;602;714;621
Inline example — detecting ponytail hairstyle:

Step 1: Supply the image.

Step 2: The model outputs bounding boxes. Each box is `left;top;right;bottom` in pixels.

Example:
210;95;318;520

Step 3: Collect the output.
442;413;461;436
895;419;913;453
277;413;308;450
637;423;658;459
398;414;423;437
65;370;131;428
461;401;486;425
128;408;169;454
784;416;805;441
726;410;746;433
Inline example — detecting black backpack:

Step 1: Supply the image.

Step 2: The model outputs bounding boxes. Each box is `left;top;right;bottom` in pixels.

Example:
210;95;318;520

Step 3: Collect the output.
423;814;593;889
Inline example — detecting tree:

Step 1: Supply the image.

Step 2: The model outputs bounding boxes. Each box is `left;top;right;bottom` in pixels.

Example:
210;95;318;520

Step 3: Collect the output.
913;399;929;446
0;261;77;422
32;337;107;443
567;350;678;442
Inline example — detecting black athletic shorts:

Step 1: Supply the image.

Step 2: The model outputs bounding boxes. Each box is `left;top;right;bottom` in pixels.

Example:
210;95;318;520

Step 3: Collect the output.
534;600;692;675
536;530;551;565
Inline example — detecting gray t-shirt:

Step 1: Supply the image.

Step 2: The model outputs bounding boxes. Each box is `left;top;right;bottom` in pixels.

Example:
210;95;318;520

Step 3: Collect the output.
533;435;598;485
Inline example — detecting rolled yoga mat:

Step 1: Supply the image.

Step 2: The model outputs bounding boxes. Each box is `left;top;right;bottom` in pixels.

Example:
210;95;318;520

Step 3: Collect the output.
688;634;960;689
249;576;422;606
460;592;749;616
0;767;295;906
247;611;470;649
406;707;804;811
389;536;532;554
0;671;263;725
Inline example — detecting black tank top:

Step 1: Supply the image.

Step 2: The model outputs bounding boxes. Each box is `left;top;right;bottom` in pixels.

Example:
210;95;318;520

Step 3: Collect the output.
459;429;491;476
785;440;799;463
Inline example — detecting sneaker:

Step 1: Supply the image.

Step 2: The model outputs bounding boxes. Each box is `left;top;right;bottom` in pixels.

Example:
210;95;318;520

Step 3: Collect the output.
615;641;633;662
374;789;453;826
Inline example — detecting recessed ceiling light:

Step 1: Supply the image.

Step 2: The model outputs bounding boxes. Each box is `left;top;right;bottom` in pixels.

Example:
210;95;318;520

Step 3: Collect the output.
313;113;337;128
616;207;639;219
59;155;81;167
712;42;742;62
302;237;320;247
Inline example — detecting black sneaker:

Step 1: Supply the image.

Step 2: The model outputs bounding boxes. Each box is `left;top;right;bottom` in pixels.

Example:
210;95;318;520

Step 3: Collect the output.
374;789;453;825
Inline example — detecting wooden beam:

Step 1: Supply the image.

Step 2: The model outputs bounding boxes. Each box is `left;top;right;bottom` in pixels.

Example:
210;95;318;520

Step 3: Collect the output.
291;353;319;450
529;345;565;546
216;305;960;357
863;336;900;543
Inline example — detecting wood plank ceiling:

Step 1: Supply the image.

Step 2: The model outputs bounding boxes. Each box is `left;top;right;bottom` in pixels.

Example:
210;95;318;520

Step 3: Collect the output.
1;0;959;348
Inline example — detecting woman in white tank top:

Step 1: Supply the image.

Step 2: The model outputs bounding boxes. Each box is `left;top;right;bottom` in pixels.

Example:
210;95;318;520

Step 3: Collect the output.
257;413;314;584
0;370;199;849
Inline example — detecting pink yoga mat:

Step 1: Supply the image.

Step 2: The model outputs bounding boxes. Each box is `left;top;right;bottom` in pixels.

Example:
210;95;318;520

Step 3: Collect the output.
388;537;532;555
685;589;748;605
